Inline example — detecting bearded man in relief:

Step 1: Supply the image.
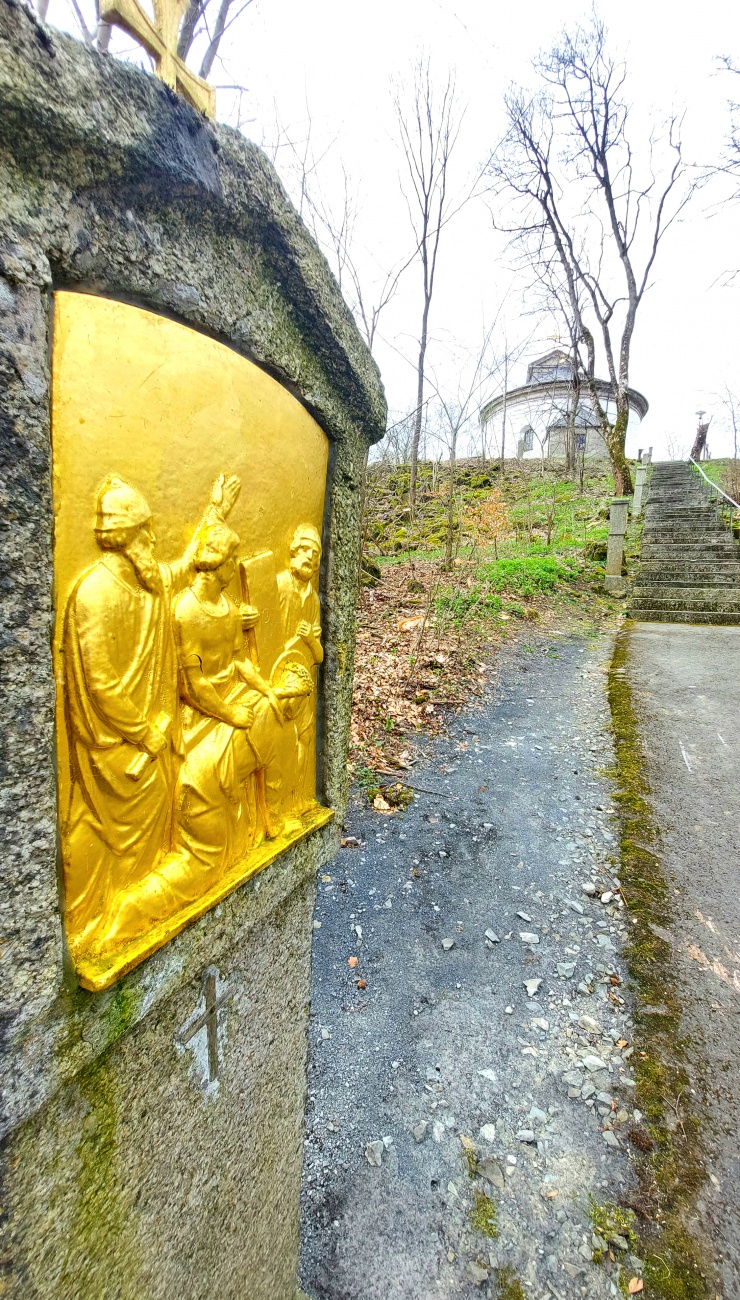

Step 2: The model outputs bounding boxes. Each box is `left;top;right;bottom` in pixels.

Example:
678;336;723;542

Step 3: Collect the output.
105;520;312;945
276;523;324;811
62;472;240;952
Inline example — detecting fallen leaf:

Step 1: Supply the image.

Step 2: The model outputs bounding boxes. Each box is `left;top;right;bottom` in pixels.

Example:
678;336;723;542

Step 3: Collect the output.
356;979;367;989
373;794;393;813
348;956;359;968
397;615;425;632
628;1280;644;1294
459;1134;476;1151
341;836;362;848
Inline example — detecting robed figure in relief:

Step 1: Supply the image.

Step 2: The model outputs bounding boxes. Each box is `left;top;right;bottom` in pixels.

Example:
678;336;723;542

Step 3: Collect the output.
62;472;240;951
105;520;314;943
61;474;324;965
276;524;324;811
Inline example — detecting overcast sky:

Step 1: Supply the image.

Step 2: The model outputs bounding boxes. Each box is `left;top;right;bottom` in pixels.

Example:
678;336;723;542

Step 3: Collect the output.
50;0;740;459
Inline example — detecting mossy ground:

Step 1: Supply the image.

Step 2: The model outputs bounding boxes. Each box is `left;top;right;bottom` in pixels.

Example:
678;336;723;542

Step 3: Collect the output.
606;628;713;1298
494;1264;526;1299
469;1189;499;1239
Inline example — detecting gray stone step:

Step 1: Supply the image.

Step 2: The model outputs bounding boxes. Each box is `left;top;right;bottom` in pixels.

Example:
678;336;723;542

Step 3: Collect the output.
633;462;740;623
644;510;718;521
637;564;740;580
635;578;740;590
642;529;729;541
631;588;740;611
640;546;739;559
627;609;740;626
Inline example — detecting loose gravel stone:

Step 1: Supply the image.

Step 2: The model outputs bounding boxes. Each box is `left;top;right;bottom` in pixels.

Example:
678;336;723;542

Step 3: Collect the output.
302;634;632;1300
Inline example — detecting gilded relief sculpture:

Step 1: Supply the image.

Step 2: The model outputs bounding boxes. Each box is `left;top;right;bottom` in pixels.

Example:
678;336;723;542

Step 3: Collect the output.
61;475;330;987
52;292;332;989
276;526;324;811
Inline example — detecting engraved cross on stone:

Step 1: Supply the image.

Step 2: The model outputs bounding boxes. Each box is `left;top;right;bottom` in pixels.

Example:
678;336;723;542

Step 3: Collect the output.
180;968;230;1083
100;0;216;117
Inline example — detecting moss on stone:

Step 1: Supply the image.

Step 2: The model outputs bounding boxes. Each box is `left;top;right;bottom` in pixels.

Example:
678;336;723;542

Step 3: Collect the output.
59;1051;138;1299
606;626;713;1298
469;1189;498;1239
494;1264;526;1299
590;1197;638;1250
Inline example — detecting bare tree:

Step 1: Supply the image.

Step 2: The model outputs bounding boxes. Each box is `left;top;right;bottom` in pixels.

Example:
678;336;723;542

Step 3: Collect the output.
718;386;740;502
690;415;711;462
178;0;254;77
665;433;687;462
718;58;740;196
491;334;532;475
50;0;253;75
259;110;415;356
395;61;462;512
428;332;496;570
488;18;692;494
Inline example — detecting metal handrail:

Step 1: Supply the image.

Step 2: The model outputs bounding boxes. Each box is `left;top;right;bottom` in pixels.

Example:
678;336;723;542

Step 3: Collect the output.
688;456;740;540
688;457;740;511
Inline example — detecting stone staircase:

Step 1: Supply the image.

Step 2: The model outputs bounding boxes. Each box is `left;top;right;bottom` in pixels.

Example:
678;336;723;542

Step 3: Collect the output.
629;461;740;625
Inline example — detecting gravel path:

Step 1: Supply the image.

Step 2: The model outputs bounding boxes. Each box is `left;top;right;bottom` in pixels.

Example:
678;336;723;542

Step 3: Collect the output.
626;622;740;1297
300;629;644;1299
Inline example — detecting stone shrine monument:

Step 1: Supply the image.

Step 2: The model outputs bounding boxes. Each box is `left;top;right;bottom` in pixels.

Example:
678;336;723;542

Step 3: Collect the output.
0;3;385;1295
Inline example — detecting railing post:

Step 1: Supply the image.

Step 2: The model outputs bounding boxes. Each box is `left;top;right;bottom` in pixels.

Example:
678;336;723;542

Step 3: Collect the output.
632;464;647;517
605;496;630;595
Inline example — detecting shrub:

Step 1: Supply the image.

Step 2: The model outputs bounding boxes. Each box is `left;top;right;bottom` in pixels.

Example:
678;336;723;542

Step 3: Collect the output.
436;588;502;621
477;555;581;595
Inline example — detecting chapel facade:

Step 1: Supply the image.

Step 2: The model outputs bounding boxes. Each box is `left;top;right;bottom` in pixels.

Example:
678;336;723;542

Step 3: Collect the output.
479;349;649;461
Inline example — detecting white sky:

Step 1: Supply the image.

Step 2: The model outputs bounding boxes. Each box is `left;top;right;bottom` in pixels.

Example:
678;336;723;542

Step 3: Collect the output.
48;0;740;459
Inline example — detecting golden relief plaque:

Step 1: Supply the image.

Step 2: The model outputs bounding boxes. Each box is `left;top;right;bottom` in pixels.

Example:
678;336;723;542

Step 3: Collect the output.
51;293;332;991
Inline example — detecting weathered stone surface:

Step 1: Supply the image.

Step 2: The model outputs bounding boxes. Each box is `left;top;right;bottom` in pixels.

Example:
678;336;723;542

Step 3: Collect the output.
0;3;385;1294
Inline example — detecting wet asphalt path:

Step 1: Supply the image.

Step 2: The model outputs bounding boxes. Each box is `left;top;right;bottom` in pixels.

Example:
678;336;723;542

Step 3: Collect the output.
300;629;644;1300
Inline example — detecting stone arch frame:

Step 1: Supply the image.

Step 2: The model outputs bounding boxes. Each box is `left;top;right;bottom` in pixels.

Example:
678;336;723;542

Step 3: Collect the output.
0;13;385;1291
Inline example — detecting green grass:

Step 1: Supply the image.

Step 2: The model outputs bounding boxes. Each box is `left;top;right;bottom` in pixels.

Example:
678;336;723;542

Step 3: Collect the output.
364;456;618;557
477;553;583;593
435;588;502;619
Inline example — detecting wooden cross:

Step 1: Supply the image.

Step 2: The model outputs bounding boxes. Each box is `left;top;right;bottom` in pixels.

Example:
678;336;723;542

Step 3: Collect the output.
100;0;216;118
180;970;230;1082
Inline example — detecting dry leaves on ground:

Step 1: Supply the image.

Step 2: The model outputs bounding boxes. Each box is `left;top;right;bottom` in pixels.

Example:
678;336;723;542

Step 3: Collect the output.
350;560;489;770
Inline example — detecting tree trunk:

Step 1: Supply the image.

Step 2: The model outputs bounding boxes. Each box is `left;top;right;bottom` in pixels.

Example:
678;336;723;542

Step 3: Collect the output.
565;374;578;476
606;407;633;495
690;423;710;462
177;0;203;58
499;356;509;477
200;0;232;78
443;431;458;571
409;307;429;513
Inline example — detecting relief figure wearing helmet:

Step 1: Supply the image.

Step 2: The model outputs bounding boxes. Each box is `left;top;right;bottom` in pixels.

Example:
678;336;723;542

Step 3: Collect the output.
62;472;241;954
61;473;324;968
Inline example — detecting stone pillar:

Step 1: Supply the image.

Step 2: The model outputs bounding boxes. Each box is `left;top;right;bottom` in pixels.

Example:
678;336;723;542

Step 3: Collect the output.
0;8;386;1297
632;464;648;516
644;446;653;466
605;497;630;594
